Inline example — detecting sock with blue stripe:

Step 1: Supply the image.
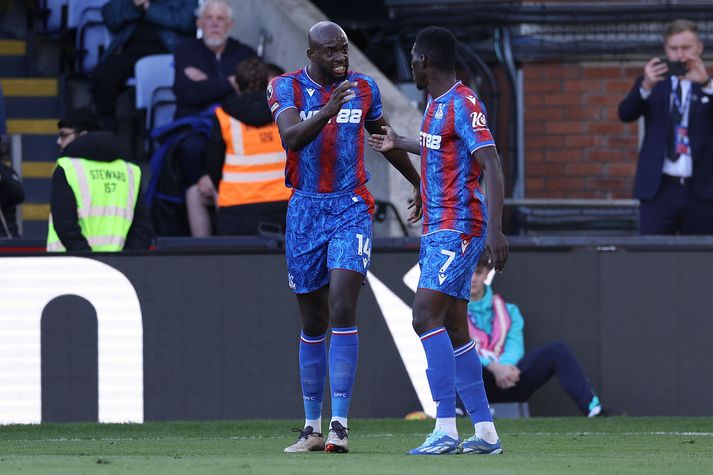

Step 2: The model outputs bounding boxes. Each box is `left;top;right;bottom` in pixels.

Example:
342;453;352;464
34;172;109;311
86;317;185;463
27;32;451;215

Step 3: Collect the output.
329;327;359;426
299;331;327;432
419;327;457;438
454;340;498;443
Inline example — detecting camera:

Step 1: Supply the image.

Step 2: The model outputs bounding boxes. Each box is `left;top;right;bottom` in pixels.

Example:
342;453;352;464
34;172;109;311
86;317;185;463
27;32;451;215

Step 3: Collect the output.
663;59;688;77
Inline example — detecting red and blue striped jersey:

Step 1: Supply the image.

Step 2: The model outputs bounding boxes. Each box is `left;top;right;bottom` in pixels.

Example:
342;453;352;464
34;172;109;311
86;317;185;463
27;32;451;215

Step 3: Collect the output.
420;81;495;236
267;68;383;193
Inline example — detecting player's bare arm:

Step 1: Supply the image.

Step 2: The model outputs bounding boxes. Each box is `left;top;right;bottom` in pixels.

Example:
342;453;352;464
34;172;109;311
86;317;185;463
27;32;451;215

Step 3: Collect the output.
275;80;357;151
366;119;423;223
474;145;508;272
367;125;421;155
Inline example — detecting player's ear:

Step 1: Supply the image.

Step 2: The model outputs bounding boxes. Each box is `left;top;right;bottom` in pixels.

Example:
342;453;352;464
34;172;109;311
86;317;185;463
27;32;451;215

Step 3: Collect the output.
419;54;428;70
306;48;315;62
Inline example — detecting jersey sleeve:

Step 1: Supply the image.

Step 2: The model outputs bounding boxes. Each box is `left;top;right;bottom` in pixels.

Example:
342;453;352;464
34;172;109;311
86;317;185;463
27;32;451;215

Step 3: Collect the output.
267;75;296;121
454;94;495;155
364;76;383;122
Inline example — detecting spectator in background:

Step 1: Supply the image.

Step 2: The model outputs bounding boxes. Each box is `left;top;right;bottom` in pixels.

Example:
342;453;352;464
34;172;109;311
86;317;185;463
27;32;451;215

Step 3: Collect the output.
204;58;290;235
468;256;605;417
92;0;197;130
47;109;153;252
0;160;24;238
172;0;256;236
619;19;713;234
56;107;101;153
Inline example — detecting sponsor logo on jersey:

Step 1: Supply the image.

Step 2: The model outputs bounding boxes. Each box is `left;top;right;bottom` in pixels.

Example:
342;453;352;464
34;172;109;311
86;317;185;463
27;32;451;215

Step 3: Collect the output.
466;95;477;106
288;274;296;290
470;111;487;129
270;102;280;113
419;131;442;150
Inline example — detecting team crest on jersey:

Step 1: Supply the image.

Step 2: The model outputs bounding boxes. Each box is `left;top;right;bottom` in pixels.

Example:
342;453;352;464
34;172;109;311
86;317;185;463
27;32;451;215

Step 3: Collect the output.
306;88;315;97
434;103;445;120
267;83;273;100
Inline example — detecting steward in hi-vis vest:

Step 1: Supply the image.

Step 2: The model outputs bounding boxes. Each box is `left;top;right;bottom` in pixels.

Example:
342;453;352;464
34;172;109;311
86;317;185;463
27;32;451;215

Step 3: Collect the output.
206;90;290;235
47;132;153;251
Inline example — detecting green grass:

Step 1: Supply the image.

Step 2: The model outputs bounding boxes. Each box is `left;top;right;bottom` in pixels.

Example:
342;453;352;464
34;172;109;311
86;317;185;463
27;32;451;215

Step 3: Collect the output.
1;417;712;474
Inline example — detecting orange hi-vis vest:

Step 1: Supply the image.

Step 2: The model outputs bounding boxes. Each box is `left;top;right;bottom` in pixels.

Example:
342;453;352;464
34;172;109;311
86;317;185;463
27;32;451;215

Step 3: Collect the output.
215;107;291;208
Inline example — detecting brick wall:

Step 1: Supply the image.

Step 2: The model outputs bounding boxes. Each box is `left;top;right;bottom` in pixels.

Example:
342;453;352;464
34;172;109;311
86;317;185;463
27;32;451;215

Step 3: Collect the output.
522;61;644;198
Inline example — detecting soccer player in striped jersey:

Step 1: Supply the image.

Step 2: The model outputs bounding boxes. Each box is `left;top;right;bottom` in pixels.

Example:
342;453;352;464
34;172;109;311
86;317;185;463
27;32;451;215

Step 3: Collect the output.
368;26;508;455
268;21;422;453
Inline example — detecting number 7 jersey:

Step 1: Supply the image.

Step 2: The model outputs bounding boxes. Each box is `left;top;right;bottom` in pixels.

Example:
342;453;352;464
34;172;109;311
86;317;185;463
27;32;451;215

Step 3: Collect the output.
420;81;496;236
267;68;383;193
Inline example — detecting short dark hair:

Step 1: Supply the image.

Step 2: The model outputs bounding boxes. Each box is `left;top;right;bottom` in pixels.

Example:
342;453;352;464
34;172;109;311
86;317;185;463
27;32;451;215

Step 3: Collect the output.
57;107;99;133
477;253;493;271
414;26;456;72
234;57;270;94
665;19;698;40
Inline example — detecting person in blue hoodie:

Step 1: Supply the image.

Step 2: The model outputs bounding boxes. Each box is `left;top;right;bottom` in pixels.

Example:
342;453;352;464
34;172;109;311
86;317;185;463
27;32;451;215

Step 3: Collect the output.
468;255;604;417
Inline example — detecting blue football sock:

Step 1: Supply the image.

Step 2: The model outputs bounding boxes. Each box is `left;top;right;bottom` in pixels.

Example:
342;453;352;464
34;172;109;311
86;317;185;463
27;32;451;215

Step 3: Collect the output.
419;327;456;419
299;331;327;423
329;327;359;420
454;340;493;424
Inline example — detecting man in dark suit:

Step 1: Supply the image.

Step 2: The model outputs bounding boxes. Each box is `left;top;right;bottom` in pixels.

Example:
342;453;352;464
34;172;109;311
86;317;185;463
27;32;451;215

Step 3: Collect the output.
619;19;713;234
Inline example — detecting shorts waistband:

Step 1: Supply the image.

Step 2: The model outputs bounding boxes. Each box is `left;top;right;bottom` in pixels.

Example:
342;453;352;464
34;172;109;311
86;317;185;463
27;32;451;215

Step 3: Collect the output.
292;184;369;199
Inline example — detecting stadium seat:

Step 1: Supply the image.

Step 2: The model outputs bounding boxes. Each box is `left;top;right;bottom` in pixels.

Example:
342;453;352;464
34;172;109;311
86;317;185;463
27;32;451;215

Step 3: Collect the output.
74;7;112;74
134;54;177;131
67;0;108;29
43;0;68;32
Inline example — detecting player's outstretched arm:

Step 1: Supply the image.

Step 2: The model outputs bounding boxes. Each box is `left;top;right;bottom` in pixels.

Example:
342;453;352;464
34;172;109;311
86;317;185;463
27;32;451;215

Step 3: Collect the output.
474;145;508;272
367;125;421;155
275;80;357;151
366;118;423;222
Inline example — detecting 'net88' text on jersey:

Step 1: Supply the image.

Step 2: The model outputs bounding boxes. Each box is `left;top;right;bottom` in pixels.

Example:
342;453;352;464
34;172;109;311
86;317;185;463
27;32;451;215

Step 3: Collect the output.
268;68;383;194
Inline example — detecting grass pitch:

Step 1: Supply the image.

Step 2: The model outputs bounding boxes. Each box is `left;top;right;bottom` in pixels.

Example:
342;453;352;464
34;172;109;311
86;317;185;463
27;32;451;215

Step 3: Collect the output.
1;417;712;474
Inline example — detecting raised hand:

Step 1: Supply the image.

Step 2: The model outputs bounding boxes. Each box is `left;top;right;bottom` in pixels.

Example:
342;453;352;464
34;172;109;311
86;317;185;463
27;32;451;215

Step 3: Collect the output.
321;80;357;118
642;57;668;90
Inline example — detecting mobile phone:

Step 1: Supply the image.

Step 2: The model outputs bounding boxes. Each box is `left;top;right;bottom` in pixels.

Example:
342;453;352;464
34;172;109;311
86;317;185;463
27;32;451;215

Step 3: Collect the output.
664;59;688;77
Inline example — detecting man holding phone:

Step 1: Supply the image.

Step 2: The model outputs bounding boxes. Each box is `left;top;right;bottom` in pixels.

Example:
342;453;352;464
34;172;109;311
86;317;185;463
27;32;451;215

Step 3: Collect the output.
619;19;713;234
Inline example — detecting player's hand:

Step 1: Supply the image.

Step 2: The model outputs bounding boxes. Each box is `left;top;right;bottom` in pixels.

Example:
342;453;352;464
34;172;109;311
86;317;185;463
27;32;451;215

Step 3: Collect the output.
642;57;667;91
321;80;357;118
682;52;709;85
407;186;423;223
368;125;398;153
185;66;208;82
484;228;508;272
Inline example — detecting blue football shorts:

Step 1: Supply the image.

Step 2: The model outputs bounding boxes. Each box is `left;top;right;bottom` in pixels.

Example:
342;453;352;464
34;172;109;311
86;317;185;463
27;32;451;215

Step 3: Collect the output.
418;230;486;300
285;186;375;294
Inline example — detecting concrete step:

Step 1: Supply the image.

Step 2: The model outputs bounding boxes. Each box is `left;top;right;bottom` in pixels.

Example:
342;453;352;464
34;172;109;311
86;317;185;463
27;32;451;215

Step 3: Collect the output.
1;78;58;96
0;39;26;56
5;96;59;119
21;179;51;204
7;118;56;134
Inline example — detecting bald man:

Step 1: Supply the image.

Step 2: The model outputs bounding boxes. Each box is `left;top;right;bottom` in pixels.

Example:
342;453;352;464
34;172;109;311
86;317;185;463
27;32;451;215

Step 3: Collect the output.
268;21;422;453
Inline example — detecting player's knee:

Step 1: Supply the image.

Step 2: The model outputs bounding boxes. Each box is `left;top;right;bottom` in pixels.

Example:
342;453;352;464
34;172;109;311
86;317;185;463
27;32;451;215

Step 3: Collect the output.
411;312;438;335
329;299;356;327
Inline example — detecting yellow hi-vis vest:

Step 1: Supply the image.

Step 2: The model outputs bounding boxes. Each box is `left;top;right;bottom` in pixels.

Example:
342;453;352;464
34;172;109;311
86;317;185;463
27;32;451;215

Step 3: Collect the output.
46;157;141;252
215;106;290;208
